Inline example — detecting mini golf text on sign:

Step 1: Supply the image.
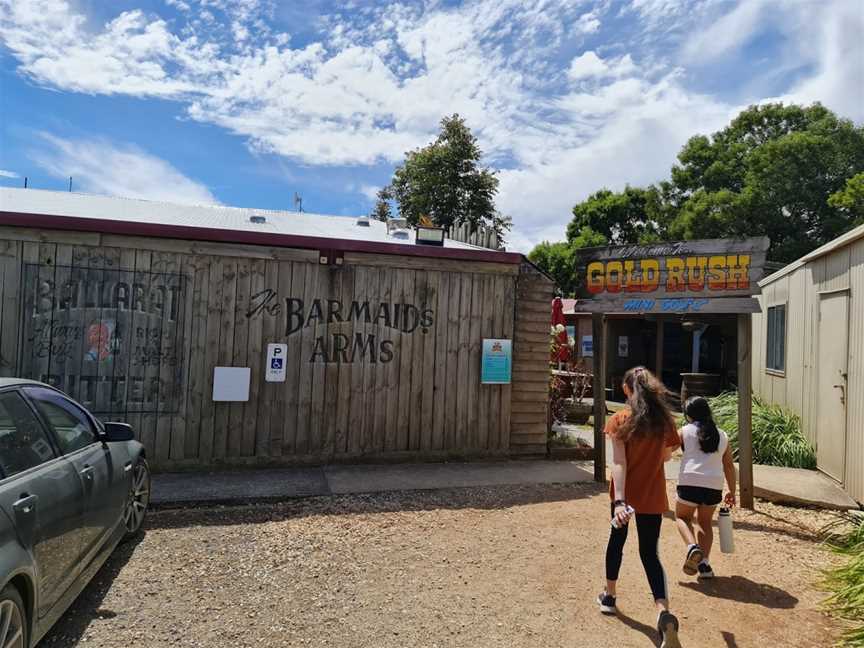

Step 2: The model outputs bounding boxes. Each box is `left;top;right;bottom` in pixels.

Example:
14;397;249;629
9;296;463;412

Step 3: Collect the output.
573;237;770;314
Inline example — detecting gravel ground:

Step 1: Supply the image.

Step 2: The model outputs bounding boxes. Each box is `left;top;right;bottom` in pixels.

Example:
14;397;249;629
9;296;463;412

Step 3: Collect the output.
40;482;845;648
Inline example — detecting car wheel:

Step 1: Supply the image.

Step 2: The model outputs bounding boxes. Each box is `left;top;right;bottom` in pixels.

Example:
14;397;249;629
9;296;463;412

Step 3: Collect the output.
0;585;27;648
123;459;150;539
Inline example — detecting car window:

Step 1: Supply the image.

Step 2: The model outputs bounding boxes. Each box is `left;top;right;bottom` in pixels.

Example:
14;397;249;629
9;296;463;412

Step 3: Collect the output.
0;391;57;478
24;388;97;454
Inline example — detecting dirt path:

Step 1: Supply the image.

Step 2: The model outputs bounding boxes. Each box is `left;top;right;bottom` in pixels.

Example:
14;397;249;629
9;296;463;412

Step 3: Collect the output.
40;483;842;647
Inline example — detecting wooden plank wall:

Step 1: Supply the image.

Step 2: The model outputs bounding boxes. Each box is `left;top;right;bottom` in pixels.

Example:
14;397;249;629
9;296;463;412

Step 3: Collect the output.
510;262;554;456
0;227;545;470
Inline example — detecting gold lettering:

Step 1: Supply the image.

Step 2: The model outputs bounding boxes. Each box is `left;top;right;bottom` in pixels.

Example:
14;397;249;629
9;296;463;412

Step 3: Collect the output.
587;262;605;294
707;256;727;290
606;261;624;293
727;254;751;290
666;258;686;292
686;256;708;291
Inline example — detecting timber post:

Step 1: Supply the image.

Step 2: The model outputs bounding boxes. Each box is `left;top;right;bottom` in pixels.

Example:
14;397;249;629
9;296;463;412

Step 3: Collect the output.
737;313;755;509
592;313;607;482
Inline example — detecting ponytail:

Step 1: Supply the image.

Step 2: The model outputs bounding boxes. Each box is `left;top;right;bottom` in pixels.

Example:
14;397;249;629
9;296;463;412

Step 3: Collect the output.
618;366;674;441
684;396;720;453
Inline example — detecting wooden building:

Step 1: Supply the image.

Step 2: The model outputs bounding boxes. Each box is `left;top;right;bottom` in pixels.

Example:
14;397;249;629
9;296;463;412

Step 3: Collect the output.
0;188;552;470
753;224;864;504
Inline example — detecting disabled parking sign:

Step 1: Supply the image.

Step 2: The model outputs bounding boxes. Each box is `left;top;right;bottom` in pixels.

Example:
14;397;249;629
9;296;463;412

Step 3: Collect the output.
265;343;288;382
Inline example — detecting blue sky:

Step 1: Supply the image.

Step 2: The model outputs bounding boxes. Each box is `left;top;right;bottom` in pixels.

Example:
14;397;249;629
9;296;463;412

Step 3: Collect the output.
1;0;862;251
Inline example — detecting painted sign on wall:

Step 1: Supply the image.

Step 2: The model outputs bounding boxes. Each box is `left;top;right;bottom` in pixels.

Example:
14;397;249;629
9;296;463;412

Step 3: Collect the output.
246;289;434;364
573;237;770;314
21;264;187;414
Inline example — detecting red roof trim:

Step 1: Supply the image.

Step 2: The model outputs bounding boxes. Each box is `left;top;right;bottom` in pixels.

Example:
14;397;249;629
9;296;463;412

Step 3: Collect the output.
0;211;523;264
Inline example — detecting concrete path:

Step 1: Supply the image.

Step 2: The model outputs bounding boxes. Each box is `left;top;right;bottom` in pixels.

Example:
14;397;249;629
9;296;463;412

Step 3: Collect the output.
559;420;858;509
150;460;595;507
663;461;859;510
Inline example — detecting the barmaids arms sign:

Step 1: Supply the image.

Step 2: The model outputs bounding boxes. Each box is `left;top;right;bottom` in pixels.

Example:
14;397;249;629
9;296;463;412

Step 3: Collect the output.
573;237;770;314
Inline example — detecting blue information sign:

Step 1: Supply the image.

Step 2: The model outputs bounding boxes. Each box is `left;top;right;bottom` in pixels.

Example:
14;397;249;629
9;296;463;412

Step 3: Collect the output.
481;339;512;384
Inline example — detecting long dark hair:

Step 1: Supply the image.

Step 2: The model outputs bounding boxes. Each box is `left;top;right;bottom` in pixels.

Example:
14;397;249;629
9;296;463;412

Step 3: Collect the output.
684;396;720;453
618;366;674;441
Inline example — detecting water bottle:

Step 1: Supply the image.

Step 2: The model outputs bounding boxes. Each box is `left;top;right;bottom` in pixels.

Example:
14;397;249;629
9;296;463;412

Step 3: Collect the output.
718;507;734;553
611;505;635;529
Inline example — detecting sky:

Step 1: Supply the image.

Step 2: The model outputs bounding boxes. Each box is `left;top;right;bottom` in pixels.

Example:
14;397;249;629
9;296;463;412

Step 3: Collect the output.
0;0;862;253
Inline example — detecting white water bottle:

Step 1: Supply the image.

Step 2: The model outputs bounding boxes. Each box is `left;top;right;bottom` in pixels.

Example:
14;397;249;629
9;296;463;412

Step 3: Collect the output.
611;505;635;529
718;507;734;553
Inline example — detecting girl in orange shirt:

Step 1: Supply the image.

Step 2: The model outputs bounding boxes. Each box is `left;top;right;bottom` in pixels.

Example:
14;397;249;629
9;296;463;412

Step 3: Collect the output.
597;366;682;648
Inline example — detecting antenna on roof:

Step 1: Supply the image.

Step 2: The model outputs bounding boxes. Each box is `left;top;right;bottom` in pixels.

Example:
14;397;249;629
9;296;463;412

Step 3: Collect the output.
294;192;303;213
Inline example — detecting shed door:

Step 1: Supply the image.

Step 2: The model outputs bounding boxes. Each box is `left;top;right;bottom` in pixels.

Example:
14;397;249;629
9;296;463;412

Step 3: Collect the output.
817;292;849;482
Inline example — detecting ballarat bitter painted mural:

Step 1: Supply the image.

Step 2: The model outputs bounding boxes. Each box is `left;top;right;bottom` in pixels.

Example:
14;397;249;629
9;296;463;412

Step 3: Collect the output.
21;264;187;414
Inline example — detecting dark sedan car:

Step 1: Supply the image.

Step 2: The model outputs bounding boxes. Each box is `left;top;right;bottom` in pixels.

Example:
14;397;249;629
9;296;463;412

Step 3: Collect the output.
0;379;149;648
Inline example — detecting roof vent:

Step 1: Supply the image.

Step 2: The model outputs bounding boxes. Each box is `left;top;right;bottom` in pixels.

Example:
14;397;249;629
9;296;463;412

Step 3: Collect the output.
390;228;410;240
356;216;371;227
387;218;408;234
249;215;266;224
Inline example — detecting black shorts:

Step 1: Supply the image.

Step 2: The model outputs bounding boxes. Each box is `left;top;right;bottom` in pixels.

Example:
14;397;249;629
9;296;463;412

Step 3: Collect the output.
677;485;722;507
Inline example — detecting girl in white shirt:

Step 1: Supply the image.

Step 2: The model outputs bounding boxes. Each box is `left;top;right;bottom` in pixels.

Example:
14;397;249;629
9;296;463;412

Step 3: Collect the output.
675;397;737;579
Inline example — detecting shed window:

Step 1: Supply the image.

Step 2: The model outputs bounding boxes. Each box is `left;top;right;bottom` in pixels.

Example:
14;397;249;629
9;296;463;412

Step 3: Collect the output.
766;305;786;373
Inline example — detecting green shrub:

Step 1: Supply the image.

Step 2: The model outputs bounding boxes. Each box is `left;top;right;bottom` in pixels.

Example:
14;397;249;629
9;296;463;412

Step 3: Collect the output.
708;392;816;469
822;513;864;646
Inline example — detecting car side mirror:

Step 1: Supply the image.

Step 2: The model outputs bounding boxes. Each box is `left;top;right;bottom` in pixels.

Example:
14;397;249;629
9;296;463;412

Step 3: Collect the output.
100;422;135;443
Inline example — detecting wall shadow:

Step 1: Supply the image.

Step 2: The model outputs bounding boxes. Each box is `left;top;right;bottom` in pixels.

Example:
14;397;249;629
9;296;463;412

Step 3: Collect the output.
678;575;799;609
145;481;608;531
39;533;144;646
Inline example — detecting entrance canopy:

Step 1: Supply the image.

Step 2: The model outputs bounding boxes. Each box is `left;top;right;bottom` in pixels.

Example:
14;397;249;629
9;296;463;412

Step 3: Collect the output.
572;237;771;508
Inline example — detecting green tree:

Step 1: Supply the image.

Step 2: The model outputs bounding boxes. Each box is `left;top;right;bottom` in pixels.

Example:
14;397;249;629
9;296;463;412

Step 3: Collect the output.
828;172;864;224
668;103;864;262
370;187;392;222
566;185;670;246
528;227;606;296
390;114;507;235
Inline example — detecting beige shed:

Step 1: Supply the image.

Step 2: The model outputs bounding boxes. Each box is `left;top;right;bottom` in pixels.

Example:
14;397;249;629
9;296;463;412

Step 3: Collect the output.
752;224;864;504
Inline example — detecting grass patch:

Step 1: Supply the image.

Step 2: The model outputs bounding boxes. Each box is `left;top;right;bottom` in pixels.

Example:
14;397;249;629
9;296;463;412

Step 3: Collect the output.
549;433;592;449
822;512;864;646
708;392;816;469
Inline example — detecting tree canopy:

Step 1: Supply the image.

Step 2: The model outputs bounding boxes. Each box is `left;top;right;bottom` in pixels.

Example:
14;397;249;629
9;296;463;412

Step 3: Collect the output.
369;187;392;222
388;114;509;236
531;103;864;295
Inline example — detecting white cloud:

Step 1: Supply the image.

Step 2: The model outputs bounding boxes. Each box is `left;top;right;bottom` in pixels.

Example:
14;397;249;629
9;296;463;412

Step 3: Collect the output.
681;1;764;62
770;0;864;123
0;0;861;253
30;133;218;205
359;184;380;202
568;51;638;81
0;170;20;178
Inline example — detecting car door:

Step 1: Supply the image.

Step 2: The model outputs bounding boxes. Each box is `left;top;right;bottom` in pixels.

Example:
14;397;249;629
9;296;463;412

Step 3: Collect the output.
0;388;86;619
23;387;124;565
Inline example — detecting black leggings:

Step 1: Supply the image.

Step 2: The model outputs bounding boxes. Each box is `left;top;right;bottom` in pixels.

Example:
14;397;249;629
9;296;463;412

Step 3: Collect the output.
605;505;668;601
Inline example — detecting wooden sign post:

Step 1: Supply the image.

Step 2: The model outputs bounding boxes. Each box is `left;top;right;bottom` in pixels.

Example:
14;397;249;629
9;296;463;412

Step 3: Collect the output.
574;237;770;509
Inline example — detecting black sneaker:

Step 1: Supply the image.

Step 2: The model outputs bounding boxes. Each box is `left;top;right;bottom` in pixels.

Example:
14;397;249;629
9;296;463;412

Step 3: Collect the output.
697;562;714;579
657;611;682;648
596;592;616;615
683;544;703;576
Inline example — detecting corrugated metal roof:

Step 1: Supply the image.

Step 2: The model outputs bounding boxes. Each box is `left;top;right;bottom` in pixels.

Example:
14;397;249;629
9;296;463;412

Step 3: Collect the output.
0;187;483;250
759;223;864;286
